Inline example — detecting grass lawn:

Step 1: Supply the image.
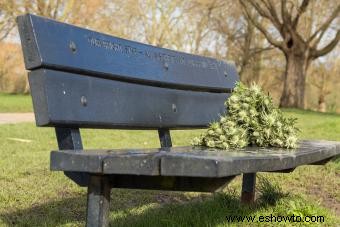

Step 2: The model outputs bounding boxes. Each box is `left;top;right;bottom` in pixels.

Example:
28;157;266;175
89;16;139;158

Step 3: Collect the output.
0;94;33;113
0;109;339;226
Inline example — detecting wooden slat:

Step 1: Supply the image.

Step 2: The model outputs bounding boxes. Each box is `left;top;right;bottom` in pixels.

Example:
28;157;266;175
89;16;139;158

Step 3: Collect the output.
50;140;340;177
29;69;229;129
17;14;238;92
50;149;162;175
160;140;340;177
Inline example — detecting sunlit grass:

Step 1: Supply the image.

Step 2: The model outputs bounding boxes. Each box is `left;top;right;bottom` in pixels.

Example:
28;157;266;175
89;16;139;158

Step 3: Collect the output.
0;109;339;226
0;93;33;113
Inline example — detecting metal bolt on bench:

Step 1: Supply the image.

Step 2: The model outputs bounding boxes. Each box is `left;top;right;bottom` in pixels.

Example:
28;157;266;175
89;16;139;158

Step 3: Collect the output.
17;14;340;227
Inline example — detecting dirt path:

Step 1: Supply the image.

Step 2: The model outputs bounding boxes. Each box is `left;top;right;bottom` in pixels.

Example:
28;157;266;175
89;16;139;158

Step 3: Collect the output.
0;113;35;124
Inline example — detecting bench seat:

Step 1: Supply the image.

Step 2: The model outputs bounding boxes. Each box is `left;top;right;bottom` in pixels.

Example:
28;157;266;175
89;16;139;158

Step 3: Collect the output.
51;140;339;178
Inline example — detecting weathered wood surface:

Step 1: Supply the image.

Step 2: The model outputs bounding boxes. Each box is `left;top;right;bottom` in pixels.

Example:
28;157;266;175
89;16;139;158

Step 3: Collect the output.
51;140;340;177
55;127;89;186
29;69;229;129
86;175;111;227
160;140;340;177
17;14;238;93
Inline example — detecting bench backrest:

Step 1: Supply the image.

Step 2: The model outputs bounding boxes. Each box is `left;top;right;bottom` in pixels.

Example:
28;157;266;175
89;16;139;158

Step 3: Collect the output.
17;14;239;130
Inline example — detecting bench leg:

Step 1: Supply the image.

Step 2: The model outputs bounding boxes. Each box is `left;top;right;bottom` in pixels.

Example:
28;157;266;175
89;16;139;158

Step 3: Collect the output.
241;173;256;204
86;175;111;227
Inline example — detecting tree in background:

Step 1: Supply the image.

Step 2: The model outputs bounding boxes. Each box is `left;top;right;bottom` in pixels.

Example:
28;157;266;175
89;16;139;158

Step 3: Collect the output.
0;0;113;93
116;0;187;49
240;0;339;108
0;43;25;93
308;57;340;112
0;0;114;35
0;0;339;112
211;1;273;84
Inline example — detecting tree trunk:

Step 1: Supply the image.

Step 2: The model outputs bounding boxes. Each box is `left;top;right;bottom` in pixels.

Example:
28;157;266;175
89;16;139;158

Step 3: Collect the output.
279;54;309;108
318;94;326;112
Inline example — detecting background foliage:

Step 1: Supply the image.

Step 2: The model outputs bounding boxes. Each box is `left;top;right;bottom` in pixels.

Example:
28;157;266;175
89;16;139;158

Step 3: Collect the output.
0;0;339;111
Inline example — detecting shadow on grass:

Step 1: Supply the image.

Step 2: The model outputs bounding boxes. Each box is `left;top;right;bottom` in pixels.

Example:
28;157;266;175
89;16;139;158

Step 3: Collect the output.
110;192;247;227
332;155;340;163
110;178;288;227
0;195;87;226
0;179;288;226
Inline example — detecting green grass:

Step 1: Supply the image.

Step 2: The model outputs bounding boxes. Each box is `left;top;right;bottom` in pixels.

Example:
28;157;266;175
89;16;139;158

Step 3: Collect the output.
0;94;33;113
0;109;339;226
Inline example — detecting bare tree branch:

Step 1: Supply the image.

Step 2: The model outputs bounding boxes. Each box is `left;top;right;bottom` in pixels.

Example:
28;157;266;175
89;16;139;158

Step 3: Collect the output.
312;29;340;58
292;0;310;29
250;46;274;54
262;0;282;32
308;4;340;44
53;0;61;19
0;23;15;41
248;1;272;20
240;0;283;49
281;0;291;25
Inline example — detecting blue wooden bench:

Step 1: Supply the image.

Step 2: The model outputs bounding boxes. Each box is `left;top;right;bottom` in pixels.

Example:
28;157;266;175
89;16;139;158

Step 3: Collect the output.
17;14;340;227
